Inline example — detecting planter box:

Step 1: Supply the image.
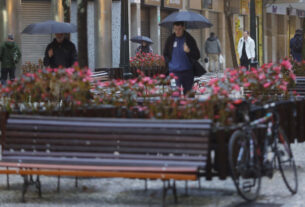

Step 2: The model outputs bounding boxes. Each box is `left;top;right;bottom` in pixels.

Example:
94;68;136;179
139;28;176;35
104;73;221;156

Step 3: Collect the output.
130;66;168;77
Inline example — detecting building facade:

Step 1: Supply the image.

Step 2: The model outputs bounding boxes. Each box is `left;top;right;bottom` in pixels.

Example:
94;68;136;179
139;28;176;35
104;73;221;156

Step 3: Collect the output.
0;0;304;73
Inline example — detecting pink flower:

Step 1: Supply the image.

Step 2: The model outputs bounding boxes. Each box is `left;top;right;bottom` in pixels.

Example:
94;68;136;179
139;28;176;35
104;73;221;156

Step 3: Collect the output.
199;88;206;93
279;85;287;91
258;73;266;80
229;70;238;76
273;66;281;73
159;74;166;79
208;78;218;86
244;82;251;87
232;84;240;91
281;60;292;70
263;82;271;88
289;73;296;81
172;91;180;97
228;103;235;110
213;86;220;94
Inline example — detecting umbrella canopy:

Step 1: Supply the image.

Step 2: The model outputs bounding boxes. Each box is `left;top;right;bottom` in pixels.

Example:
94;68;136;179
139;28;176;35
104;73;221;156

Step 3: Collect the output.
130;36;153;44
159;11;212;29
22;20;77;34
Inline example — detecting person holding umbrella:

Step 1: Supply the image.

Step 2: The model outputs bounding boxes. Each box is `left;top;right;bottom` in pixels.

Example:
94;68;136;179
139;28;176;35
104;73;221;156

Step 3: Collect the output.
131;36;153;54
22;20;78;69
43;33;77;68
136;41;153;54
163;21;200;95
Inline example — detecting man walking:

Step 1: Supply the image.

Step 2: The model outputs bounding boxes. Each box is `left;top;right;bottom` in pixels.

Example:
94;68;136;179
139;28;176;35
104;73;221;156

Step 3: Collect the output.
290;29;303;62
237;31;255;69
0;34;21;85
43;33;77;68
163;21;200;95
205;32;221;73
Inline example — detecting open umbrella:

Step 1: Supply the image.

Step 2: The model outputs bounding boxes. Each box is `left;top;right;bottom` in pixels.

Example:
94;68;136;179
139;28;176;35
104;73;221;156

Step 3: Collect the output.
159;10;212;29
130;36;153;44
22;20;77;34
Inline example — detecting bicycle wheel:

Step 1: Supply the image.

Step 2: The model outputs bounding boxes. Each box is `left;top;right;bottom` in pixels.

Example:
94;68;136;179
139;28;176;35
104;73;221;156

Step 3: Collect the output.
276;127;298;194
229;130;261;201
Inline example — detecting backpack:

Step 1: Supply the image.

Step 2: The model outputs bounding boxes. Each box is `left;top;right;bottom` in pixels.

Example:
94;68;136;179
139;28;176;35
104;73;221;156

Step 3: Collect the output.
292;36;303;53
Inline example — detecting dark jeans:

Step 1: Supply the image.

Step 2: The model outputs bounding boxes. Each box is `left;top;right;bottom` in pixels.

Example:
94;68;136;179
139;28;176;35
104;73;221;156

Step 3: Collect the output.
173;69;194;95
240;57;251;70
1;68;16;85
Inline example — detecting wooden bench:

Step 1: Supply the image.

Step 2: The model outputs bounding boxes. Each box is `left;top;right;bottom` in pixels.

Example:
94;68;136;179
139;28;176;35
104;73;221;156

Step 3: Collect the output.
0;114;212;204
93;67;124;81
289;76;305;97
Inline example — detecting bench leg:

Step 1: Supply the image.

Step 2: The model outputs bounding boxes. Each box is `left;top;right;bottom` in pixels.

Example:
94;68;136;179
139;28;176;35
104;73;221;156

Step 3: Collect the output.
35;176;42;198
75;177;78;188
144;179;148;191
185;181;188;196
6;167;10;190
22;175;29;202
57;176;61;192
162;180;178;206
198;178;201;190
173;180;177;204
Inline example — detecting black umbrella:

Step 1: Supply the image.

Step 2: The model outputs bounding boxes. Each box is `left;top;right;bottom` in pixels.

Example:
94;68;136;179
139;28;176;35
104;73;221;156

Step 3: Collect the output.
22;20;77;34
130;36;153;44
159;11;212;29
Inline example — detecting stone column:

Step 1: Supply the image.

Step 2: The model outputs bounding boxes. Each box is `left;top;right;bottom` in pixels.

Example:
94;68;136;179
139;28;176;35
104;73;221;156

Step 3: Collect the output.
218;12;226;68
6;0;21;44
130;3;141;57
150;6;161;54
52;0;64;22
271;14;277;62
95;0;112;68
0;0;7;44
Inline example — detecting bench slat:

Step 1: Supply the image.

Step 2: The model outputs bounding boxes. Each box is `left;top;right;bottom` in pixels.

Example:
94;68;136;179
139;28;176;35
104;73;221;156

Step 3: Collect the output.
0;169;197;180
4;144;208;155
6;131;209;143
7;124;209;136
3;151;207;162
2;156;206;168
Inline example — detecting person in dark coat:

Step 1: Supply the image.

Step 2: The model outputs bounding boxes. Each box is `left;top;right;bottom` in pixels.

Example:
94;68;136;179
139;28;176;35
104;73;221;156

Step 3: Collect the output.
163;21;200;95
43;33;77;68
290;29;303;62
0;34;21;85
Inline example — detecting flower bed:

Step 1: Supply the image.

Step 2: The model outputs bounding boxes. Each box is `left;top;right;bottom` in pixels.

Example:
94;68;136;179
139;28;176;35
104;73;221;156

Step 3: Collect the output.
129;52;167;77
0;60;299;127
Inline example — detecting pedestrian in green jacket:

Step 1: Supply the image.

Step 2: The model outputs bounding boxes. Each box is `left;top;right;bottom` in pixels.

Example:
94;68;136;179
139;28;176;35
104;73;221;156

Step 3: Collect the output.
0;34;21;85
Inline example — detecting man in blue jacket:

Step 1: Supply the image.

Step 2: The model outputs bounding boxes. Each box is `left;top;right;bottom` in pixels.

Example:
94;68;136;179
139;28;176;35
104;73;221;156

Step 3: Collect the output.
163;21;200;95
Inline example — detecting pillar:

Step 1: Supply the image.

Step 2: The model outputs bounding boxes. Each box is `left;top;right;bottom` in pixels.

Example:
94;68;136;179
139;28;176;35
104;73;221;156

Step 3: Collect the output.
52;0;64;22
6;0;21;45
95;0;112;68
130;3;141;57
219;12;226;68
0;0;7;45
271;14;277;62
150;6;161;54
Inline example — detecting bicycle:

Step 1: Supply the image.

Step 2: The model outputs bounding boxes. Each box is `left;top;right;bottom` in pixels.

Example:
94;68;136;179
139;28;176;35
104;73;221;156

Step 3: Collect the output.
228;100;298;201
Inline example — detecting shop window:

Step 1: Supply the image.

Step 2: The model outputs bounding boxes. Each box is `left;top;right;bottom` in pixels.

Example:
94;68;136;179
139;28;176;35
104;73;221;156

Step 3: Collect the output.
203;0;212;9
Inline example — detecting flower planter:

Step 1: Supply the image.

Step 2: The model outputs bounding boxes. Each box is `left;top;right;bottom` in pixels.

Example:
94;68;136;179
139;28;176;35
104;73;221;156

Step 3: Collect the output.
130;66;168;78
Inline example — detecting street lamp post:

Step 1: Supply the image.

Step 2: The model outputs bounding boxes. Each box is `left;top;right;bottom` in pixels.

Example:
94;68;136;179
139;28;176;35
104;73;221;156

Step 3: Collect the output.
119;0;130;79
250;0;257;61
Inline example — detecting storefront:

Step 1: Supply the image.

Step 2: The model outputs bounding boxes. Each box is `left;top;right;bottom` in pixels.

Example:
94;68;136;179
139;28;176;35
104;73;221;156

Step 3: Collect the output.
21;0;52;65
140;0;161;54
